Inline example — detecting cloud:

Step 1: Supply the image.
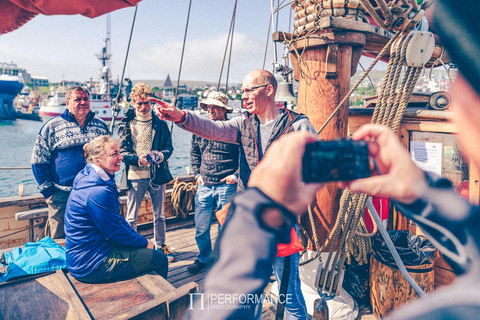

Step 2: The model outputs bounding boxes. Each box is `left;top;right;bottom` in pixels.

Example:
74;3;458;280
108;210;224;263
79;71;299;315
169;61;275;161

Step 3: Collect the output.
125;32;265;83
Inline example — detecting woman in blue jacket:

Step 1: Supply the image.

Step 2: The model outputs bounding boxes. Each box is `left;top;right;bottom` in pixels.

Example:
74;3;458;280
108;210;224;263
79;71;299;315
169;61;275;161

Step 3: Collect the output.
65;135;168;283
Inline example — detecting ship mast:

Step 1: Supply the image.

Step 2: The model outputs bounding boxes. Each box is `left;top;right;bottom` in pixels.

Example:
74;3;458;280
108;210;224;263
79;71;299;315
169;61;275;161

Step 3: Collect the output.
96;14;112;96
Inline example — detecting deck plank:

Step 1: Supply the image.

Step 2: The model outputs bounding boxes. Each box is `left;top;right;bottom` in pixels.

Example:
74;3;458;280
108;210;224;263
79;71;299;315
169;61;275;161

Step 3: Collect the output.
158;220;219;290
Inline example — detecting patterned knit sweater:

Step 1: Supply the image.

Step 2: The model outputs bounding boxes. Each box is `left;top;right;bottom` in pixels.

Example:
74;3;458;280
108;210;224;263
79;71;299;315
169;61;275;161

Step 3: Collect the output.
127;111;153;180
31;109;110;198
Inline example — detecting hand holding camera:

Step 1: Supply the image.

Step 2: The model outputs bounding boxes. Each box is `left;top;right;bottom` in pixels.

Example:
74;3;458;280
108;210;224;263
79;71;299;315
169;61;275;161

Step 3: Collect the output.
339;124;428;204
302;139;371;183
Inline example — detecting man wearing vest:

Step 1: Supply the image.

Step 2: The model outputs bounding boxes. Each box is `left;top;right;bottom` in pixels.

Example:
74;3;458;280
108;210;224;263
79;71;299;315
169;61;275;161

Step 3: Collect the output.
152;69;317;320
188;92;239;274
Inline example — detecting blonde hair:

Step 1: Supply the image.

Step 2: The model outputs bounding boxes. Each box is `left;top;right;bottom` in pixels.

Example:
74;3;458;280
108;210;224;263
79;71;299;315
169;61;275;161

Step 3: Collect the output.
130;83;152;102
84;136;117;163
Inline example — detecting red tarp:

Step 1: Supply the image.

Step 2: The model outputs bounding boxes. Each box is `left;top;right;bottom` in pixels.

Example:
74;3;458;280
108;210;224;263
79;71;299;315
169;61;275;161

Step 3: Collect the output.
0;0;143;35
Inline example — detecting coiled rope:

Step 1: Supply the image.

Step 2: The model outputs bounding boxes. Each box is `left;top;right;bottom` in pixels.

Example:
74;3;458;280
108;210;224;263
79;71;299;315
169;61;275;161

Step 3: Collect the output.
170;179;197;219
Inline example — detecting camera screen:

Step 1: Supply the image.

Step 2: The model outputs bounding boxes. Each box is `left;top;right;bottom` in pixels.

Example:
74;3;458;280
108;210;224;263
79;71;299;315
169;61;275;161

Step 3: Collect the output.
303;140;370;183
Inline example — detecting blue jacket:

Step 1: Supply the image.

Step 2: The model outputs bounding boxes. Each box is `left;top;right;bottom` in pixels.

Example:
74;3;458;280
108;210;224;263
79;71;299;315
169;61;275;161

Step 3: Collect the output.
65;164;148;278
31;109;110;198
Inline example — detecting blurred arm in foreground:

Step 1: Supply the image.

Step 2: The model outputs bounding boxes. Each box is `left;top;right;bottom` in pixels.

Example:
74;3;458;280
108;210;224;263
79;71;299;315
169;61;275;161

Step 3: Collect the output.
189;131;323;320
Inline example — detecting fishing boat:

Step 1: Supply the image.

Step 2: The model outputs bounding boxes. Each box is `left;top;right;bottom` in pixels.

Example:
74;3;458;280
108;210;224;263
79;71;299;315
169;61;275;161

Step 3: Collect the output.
38;44;131;125
38;85;130;125
0;62;25;120
15;87;42;121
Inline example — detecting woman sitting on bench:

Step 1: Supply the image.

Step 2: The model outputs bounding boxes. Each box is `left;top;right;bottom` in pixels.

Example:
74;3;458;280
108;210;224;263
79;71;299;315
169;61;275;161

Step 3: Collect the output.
64;135;168;283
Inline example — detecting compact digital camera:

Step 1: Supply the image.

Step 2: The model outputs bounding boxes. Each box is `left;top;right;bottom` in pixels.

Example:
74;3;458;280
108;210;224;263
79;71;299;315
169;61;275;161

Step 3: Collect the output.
302;139;371;183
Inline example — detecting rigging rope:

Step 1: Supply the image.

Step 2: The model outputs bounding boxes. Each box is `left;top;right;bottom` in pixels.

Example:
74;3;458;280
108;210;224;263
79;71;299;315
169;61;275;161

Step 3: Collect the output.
217;0;238;92
225;9;236;94
170;0;193;133
110;4;138;134
263;0;288;70
316;29;403;135
263;11;272;70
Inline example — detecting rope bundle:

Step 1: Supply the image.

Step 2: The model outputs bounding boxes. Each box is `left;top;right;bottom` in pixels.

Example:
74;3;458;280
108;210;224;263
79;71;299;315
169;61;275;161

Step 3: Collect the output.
289;0;431;37
291;0;366;36
171;179;197;219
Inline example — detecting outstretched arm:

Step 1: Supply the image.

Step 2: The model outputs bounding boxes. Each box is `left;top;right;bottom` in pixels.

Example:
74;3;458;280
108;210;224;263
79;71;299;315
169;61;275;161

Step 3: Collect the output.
152;97;240;144
150;97;185;122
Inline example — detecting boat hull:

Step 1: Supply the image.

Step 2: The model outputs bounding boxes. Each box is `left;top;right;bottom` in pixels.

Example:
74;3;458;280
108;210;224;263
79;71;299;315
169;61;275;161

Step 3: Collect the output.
39;105;129;125
0;77;24;120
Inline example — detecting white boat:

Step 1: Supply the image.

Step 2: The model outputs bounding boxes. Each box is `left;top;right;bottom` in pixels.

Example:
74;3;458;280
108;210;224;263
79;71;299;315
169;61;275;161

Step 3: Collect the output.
38;86;130;125
39;34;132;125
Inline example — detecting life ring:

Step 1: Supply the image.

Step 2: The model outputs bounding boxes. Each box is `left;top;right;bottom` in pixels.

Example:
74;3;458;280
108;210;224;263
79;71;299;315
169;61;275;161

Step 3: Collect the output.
102;94;108;101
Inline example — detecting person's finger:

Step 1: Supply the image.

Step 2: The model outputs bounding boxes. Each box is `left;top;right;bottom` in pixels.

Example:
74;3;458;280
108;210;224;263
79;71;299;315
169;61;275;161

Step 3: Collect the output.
344;174;393;198
351;124;390;141
149;97;167;105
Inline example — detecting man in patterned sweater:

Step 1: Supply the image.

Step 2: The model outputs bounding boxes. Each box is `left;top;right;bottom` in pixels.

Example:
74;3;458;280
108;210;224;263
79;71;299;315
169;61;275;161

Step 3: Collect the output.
31;86;110;238
118;83;174;261
188;92;239;274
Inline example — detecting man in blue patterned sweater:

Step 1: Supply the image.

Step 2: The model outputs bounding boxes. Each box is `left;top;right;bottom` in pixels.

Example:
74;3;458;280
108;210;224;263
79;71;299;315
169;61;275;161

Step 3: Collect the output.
188;92;239;274
31;86;110;238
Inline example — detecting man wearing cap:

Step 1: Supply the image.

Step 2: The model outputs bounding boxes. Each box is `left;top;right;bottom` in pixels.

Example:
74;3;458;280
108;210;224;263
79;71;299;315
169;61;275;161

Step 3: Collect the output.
187;92;239;274
152;69;316;320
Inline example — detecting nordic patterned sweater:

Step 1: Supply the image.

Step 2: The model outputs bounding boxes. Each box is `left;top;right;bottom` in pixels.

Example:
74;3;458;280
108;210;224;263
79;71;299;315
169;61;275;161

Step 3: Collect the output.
31;109;110;199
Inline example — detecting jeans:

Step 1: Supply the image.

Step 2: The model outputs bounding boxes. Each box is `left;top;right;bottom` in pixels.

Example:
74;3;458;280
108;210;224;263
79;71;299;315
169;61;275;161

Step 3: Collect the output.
126;179;166;247
272;251;308;320
76;245;168;283
47;190;70;239
194;182;237;264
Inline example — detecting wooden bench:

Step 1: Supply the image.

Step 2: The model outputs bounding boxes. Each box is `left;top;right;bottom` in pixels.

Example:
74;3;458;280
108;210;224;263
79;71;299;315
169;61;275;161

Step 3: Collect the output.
15;207;48;242
0;269;198;319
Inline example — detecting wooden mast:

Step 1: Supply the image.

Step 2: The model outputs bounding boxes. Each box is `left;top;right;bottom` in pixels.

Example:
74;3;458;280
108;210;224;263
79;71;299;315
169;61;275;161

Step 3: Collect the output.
292;31;365;248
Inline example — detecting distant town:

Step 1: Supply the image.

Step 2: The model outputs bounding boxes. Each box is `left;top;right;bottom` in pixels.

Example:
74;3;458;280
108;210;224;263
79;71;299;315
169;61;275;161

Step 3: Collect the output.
6;61;456;114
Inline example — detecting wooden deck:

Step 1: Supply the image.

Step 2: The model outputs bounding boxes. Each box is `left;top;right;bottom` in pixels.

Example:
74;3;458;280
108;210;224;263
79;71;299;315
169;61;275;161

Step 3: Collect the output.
161;218;219;290
157;219;376;320
1;217;376;319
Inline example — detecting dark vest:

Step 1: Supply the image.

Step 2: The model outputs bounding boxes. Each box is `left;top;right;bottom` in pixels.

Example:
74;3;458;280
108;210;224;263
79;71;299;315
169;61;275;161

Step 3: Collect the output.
237;109;300;191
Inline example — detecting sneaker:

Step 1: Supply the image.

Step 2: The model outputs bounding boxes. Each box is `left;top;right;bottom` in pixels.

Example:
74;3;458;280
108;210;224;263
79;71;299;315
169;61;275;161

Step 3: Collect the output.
187;259;206;274
158;244;175;262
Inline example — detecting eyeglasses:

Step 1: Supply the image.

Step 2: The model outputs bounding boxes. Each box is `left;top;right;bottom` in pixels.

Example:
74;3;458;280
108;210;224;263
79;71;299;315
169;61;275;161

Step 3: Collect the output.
135;101;151;106
241;84;269;95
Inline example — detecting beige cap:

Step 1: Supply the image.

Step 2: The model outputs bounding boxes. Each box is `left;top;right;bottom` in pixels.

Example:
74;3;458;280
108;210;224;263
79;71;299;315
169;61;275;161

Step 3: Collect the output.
200;92;233;112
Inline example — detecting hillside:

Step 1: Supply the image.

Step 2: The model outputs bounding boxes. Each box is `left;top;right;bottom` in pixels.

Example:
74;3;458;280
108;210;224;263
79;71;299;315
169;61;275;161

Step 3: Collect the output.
132;79;241;89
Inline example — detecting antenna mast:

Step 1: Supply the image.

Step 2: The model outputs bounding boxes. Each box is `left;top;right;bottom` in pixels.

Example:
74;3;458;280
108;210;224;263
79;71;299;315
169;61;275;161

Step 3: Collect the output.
96;14;112;96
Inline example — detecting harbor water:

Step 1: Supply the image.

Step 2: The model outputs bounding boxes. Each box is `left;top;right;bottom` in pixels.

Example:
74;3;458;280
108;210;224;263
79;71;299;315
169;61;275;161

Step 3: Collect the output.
0;119;194;198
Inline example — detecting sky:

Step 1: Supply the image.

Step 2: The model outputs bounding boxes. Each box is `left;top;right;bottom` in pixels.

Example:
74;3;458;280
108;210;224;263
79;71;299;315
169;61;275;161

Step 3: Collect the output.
0;0;301;85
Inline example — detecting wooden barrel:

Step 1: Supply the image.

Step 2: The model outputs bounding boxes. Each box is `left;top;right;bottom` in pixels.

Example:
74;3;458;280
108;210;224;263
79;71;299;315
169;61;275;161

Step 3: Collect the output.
369;254;435;318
